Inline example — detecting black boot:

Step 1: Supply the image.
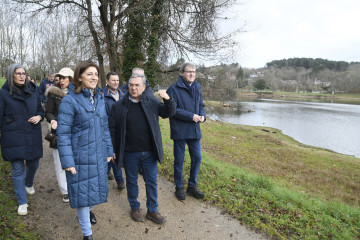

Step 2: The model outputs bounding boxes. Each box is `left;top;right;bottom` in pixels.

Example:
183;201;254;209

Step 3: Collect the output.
186;186;205;199
90;211;97;224
83;235;93;240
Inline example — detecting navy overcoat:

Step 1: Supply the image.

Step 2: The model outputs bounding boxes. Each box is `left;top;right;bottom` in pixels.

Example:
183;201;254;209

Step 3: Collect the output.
0;81;43;161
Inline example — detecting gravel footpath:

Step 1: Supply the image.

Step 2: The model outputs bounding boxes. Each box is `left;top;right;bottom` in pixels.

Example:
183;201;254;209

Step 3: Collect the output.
23;123;267;240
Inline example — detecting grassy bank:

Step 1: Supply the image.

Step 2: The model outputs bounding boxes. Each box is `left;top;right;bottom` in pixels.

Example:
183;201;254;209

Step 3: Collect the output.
0;78;5;87
0;158;40;239
159;119;360;239
236;90;360;103
272;91;360;99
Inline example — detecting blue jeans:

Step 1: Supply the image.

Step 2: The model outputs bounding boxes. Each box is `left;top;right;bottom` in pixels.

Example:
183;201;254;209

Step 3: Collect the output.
108;161;124;183
124;151;158;213
77;206;93;237
173;139;202;188
11;159;39;205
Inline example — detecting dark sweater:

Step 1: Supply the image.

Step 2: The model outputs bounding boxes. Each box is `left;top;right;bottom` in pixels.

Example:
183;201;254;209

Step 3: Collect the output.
125;101;153;152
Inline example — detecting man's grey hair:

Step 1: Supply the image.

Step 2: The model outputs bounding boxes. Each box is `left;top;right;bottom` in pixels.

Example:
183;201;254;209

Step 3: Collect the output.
129;73;146;86
132;67;147;82
5;63;29;95
180;62;196;73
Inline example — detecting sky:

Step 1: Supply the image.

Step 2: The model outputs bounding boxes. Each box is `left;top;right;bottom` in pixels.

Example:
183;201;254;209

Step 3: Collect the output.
224;0;360;68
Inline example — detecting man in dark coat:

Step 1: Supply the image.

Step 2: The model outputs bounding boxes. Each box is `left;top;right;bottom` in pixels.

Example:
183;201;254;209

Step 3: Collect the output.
38;72;55;107
103;71;126;189
166;62;206;201
109;70;175;224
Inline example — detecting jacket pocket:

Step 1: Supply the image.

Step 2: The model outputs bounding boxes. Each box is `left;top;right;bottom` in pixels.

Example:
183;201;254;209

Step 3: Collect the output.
4;117;15;124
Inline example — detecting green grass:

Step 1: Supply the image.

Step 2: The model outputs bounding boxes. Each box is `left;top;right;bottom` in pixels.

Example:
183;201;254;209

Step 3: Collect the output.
0;157;41;239
159;119;360;239
0;78;5;88
272;91;360;100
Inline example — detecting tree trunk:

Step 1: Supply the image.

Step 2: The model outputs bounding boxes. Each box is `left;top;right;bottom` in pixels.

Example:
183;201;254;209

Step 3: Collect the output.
86;0;106;87
145;0;165;87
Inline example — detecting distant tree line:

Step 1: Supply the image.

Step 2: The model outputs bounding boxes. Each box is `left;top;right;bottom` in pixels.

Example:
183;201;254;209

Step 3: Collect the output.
266;58;356;73
164;60;360;99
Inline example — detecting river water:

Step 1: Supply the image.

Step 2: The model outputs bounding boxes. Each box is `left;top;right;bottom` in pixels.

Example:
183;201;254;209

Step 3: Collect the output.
207;99;360;158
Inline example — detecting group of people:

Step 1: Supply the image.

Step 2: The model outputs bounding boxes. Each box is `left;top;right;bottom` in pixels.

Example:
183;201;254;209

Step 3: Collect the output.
0;61;206;240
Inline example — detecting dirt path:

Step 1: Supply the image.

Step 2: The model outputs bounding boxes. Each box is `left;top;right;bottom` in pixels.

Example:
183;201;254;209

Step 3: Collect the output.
24;123;267;240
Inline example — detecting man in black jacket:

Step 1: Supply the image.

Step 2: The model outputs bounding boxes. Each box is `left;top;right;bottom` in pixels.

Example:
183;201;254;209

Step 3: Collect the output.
108;70;175;224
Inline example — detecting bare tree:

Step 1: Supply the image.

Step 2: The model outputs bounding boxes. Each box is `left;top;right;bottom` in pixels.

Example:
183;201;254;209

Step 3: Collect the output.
11;0;244;87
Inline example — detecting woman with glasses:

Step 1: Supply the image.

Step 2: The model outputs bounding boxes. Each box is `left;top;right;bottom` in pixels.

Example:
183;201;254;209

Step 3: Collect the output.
0;63;44;215
45;67;74;203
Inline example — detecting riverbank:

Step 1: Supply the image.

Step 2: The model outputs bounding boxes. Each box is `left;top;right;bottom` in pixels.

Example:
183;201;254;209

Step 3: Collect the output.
235;90;360;103
159;118;360;239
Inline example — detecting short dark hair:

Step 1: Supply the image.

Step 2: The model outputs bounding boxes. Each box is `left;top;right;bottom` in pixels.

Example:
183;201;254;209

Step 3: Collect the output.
106;71;118;80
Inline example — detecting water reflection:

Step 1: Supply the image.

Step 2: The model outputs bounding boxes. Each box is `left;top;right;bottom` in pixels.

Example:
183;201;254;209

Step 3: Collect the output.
207;98;360;158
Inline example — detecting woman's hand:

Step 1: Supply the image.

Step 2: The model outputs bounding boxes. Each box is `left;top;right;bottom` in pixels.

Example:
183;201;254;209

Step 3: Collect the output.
51;120;58;130
111;153;116;163
28;115;42;124
107;156;113;163
65;167;76;175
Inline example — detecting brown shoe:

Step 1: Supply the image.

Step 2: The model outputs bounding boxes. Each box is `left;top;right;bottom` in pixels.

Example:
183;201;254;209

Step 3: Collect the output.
107;172;114;180
117;181;125;190
130;209;143;222
146;211;166;224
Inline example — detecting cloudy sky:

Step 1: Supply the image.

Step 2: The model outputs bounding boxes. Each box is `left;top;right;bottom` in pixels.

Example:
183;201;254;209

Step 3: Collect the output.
226;0;360;68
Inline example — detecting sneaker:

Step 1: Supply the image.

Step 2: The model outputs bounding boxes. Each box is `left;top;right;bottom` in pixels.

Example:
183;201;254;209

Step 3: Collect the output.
130;209;143;222
186;186;205;199
63;194;69;203
175;187;186;200
117;181;125;190
18;204;28;215
107;172;114;180
25;186;35;195
146;211;166;224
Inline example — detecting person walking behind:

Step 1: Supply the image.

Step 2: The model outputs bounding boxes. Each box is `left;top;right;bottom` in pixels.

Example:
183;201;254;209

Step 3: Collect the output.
45;67;74;203
167;62;206;201
109;70;175;224
103;71;126;190
57;61;114;240
0;63;44;215
38;72;55;108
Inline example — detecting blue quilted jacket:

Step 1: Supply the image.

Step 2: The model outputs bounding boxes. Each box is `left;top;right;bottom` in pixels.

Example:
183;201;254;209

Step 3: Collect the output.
57;84;113;208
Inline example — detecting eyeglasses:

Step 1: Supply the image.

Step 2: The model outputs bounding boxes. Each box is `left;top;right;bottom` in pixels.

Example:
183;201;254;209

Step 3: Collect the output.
184;71;196;74
128;83;144;88
15;72;26;76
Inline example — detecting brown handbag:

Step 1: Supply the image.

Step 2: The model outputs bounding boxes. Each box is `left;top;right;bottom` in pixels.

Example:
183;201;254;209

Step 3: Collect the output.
45;132;57;148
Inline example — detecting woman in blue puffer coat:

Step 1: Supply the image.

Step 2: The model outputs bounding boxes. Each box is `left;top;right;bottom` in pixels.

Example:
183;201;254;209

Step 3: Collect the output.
57;61;113;240
0;63;44;216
